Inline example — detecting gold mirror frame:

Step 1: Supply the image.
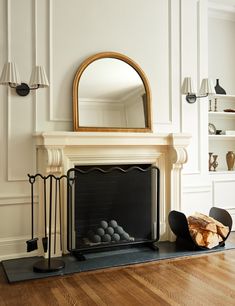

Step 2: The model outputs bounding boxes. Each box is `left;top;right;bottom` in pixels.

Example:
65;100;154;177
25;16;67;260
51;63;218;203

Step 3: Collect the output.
73;52;152;132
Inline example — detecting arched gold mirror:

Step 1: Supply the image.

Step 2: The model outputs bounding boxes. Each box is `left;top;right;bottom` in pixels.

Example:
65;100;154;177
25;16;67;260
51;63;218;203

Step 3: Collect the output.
73;52;152;132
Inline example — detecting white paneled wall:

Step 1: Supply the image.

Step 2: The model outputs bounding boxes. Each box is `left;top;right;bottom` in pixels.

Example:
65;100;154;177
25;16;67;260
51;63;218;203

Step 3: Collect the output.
0;0;211;260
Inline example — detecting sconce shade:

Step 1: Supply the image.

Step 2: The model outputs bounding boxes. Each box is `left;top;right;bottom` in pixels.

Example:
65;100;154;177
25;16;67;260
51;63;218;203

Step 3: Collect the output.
0;62;21;87
182;77;195;94
199;78;216;95
29;66;49;88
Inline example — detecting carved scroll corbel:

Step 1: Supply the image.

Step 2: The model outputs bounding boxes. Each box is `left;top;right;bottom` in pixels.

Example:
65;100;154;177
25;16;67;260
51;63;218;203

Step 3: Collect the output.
168;137;190;241
46;148;64;174
170;147;188;169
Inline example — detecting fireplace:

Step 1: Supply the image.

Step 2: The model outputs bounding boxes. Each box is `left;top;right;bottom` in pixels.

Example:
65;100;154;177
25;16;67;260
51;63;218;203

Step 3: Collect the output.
33;131;190;257
67;164;160;255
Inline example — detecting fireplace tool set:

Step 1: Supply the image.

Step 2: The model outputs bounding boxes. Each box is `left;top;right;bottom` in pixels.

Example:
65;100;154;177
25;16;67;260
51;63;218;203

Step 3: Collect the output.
26;173;67;273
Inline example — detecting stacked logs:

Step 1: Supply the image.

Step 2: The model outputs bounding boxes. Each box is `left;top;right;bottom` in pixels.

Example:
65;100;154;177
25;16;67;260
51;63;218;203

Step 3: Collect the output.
188;212;229;249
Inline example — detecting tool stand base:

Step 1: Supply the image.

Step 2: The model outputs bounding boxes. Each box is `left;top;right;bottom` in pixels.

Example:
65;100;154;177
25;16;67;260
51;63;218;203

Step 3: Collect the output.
33;259;65;273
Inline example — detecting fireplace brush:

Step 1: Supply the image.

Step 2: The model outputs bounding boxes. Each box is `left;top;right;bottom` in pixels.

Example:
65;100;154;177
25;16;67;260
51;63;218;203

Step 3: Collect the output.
26;175;38;252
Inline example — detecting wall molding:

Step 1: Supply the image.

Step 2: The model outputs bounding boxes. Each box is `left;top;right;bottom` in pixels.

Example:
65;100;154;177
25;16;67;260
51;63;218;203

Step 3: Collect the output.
156;0;173;127
48;0;71;123
0;195;38;206
183;184;211;193
168;0;173;124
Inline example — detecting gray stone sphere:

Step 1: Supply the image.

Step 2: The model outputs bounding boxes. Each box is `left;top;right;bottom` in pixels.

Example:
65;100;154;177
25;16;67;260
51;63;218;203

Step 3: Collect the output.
121;232;130;241
109;220;118;228
112;233;120;242
96;227;105;236
91;234;101;243
100;220;108;229
102;234;112;242
115;226;124;235
106;226;114;235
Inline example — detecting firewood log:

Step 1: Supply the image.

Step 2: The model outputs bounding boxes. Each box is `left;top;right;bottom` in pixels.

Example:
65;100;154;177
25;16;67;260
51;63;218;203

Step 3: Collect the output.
189;225;220;248
194;212;229;238
202;230;220;249
189;228;206;246
187;216;217;233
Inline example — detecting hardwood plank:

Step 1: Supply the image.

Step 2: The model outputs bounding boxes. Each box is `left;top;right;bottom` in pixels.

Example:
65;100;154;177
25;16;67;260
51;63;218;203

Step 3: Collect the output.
0;233;234;306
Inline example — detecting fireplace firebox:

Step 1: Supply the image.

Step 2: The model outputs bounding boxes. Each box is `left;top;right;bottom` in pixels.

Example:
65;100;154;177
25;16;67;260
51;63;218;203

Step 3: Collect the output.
67;164;160;258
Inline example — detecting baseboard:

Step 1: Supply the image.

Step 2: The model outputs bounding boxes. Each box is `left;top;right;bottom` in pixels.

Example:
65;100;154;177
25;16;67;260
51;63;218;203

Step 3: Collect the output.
0;236;39;261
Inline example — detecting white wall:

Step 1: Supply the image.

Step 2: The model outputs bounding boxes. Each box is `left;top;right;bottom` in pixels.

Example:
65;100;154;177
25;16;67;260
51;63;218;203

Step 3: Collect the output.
0;0;210;260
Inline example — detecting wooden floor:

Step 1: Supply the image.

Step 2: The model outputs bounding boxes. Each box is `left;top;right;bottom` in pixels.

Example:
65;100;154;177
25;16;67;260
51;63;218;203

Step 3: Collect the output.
0;234;235;306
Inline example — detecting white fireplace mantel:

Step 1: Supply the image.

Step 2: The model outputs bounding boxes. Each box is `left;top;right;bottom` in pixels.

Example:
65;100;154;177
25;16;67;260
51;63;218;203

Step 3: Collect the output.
34;131;190;147
33;131;191;255
34;131;190;172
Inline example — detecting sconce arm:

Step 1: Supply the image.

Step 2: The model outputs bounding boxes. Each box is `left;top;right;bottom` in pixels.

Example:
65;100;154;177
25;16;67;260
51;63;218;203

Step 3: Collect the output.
186;93;208;104
13;83;39;96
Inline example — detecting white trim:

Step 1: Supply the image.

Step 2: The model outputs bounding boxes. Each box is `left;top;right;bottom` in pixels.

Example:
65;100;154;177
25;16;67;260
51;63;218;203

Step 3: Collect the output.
6;0;11;181
167;0;173;124
183;185;211;193
33;0;37;132
49;0;53;121
0;236;39;261
0;195;38;206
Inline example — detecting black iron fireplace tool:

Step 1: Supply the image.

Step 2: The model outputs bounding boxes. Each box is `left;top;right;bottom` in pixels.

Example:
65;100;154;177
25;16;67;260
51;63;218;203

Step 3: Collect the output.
26;173;67;273
26;176;38;252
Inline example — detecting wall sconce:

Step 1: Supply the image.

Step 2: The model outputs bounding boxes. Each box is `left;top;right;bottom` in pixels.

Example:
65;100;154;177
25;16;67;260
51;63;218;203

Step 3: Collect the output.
182;77;215;103
0;62;49;96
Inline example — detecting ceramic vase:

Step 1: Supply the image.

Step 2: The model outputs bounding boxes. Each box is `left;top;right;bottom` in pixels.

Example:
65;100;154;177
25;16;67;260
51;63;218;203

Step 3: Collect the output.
214;79;226;94
226;151;235;171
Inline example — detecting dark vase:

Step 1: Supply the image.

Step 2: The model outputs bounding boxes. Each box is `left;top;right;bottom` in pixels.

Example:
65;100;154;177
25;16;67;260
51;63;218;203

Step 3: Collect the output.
214;79;226;94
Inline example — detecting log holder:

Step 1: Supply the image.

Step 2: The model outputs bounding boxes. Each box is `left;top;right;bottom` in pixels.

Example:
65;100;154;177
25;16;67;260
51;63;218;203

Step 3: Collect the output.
168;207;233;250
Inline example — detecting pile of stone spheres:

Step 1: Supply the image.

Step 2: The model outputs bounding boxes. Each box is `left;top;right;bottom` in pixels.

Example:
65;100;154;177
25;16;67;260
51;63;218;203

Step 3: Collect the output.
87;220;133;244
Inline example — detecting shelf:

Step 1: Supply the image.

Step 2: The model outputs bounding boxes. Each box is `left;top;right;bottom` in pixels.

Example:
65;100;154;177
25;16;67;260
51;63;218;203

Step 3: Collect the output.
209;170;235;175
209;111;235;119
209;135;235;140
212;94;235;100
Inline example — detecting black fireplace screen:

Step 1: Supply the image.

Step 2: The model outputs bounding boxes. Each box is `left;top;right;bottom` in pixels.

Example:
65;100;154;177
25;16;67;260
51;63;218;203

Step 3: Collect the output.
67;164;160;253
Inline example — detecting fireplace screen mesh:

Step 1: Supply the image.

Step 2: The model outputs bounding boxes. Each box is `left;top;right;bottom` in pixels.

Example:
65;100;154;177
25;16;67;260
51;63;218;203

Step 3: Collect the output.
67;164;159;253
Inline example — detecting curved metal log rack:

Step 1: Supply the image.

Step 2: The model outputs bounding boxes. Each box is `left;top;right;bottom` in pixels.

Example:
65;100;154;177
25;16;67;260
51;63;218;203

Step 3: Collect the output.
168;207;233;250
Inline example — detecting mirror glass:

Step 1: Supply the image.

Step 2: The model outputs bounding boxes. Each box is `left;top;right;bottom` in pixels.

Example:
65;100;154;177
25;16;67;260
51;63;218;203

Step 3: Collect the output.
73;52;152;132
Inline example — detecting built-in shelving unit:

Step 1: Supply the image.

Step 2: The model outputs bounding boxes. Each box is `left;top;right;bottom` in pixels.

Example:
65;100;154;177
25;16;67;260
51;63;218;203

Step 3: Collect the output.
208;1;235;228
208;94;235;173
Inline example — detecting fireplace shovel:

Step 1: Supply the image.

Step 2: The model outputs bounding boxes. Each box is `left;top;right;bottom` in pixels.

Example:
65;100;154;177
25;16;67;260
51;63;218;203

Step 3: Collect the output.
42;179;48;253
26;175;38;252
